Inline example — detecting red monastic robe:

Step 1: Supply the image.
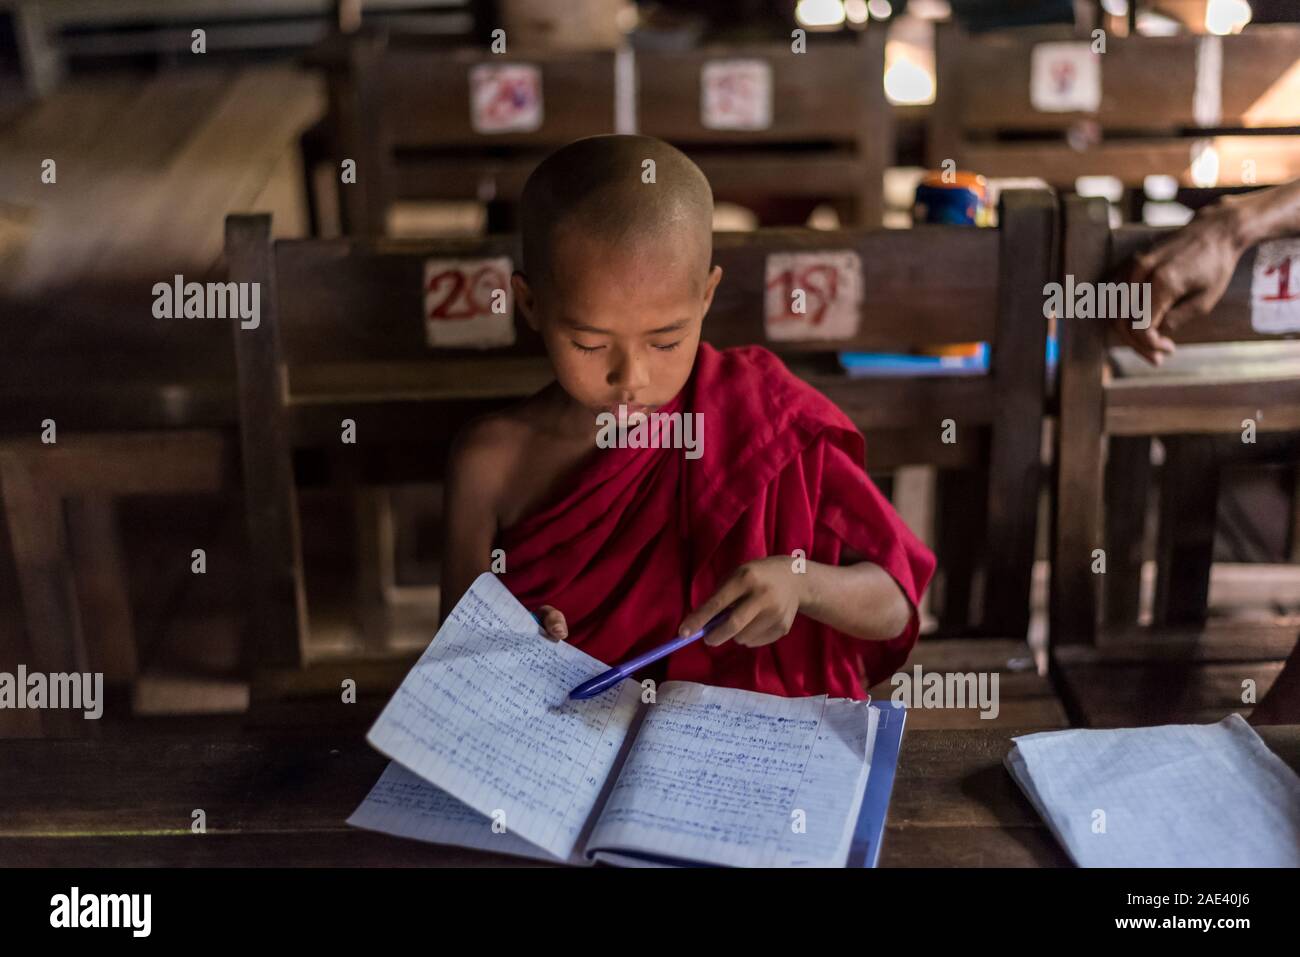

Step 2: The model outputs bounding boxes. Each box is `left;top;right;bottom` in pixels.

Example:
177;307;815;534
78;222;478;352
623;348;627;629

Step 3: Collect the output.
497;342;935;699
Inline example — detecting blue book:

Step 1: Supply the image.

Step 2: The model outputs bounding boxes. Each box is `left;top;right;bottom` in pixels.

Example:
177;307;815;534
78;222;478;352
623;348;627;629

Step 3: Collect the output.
848;701;908;868
839;347;989;378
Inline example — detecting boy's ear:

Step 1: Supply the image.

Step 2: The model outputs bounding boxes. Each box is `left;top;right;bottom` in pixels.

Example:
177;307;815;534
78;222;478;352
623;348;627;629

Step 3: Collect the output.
511;271;539;332
701;264;723;313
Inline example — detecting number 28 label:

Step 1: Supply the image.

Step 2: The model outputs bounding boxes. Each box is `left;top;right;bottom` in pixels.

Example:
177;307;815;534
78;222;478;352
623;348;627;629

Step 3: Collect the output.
1250;239;1300;334
423;257;515;348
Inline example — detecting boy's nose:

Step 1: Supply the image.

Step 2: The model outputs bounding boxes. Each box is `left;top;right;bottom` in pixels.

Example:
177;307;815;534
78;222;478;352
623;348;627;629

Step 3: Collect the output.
607;350;651;392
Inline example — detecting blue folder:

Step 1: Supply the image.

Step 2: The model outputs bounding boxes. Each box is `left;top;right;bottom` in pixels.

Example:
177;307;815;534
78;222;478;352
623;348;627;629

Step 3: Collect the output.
846;701;908;868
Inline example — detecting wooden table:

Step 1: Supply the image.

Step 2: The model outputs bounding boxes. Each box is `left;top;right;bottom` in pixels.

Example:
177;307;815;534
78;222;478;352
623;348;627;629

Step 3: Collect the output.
3;724;1296;867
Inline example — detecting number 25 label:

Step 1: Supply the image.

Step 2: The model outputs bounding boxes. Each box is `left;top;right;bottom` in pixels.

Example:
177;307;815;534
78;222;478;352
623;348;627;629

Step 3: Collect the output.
1250;239;1300;334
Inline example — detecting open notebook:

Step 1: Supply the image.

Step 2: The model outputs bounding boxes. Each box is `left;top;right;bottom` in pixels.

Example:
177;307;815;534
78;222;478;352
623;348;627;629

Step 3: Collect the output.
1005;716;1300;867
348;572;900;867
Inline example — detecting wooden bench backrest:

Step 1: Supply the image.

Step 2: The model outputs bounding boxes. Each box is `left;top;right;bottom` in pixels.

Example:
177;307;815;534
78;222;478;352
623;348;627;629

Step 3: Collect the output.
340;33;618;232
336;30;890;232
637;34;882;144
636;31;889;226
939;24;1300;134
361;41;619;149
930;24;1300;188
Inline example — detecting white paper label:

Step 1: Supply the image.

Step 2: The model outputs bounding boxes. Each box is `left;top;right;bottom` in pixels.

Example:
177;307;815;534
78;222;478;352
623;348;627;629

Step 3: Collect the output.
1250;238;1300;334
423;257;516;348
469;63;543;133
1030;42;1101;113
764;251;863;341
701;59;772;131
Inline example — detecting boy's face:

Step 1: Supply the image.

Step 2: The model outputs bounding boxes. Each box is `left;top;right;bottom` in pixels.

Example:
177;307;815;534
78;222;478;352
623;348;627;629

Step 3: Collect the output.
513;226;723;418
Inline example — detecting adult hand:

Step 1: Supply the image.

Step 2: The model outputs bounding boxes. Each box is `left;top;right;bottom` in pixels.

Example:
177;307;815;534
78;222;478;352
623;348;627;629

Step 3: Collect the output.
1114;201;1246;365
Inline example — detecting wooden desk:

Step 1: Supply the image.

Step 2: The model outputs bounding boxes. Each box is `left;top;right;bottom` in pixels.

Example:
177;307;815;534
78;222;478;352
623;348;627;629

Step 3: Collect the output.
3;725;1296;866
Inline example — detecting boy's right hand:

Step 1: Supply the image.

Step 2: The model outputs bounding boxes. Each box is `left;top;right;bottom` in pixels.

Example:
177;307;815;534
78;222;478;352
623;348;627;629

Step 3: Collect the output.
534;605;568;641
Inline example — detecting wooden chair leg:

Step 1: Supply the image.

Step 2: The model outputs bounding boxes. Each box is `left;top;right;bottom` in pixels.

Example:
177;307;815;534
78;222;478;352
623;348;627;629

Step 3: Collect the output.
0;458;88;736
934;466;987;635
1154;435;1218;626
298;120;329;238
353;481;396;651
1103;436;1151;627
65;494;137;685
227;215;311;671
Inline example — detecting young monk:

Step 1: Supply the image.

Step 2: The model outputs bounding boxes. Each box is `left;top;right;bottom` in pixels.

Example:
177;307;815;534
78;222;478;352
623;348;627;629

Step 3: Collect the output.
439;134;935;699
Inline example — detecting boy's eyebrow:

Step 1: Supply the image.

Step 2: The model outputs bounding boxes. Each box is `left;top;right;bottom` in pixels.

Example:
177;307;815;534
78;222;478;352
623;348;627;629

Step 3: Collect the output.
563;317;692;335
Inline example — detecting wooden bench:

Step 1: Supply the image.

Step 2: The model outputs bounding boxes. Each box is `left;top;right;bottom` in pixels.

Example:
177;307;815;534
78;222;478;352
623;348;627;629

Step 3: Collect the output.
305;27;890;235
225;191;1053;687
308;30;620;235
3;0;467;97
634;29;890;227
0;430;240;736
1050;193;1300;725
930;23;1300;196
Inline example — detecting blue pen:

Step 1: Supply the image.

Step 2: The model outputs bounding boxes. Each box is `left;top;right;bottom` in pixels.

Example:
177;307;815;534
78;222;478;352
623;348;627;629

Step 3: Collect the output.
567;610;731;700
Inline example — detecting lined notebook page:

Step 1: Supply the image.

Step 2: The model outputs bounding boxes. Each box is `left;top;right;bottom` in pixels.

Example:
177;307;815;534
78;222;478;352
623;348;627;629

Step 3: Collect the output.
1007;714;1300;867
586;682;877;867
364;572;642;861
347;761;581;864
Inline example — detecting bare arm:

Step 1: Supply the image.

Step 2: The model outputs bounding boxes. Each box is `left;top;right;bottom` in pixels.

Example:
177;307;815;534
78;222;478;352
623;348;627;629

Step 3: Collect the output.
1229;177;1300;249
797;557;913;642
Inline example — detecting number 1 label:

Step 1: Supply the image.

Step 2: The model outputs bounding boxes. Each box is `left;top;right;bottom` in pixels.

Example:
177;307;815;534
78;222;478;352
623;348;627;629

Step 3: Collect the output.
1250;239;1300;334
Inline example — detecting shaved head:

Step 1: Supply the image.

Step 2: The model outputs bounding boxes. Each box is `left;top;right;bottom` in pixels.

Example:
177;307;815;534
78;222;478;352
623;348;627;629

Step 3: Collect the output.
519;134;714;293
511;135;724;424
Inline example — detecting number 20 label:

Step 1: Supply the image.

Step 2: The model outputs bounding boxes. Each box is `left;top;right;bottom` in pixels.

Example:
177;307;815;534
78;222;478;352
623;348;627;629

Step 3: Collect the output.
1250;239;1300;334
423;257;515;348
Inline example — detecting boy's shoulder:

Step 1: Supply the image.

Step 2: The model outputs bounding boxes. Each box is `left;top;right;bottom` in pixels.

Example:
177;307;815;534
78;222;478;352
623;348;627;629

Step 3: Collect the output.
703;342;806;390
700;343;851;428
447;386;569;489
446;406;532;494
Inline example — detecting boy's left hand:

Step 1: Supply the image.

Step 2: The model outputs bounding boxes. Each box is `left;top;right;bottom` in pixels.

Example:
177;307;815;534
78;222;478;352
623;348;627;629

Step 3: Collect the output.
679;557;804;648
